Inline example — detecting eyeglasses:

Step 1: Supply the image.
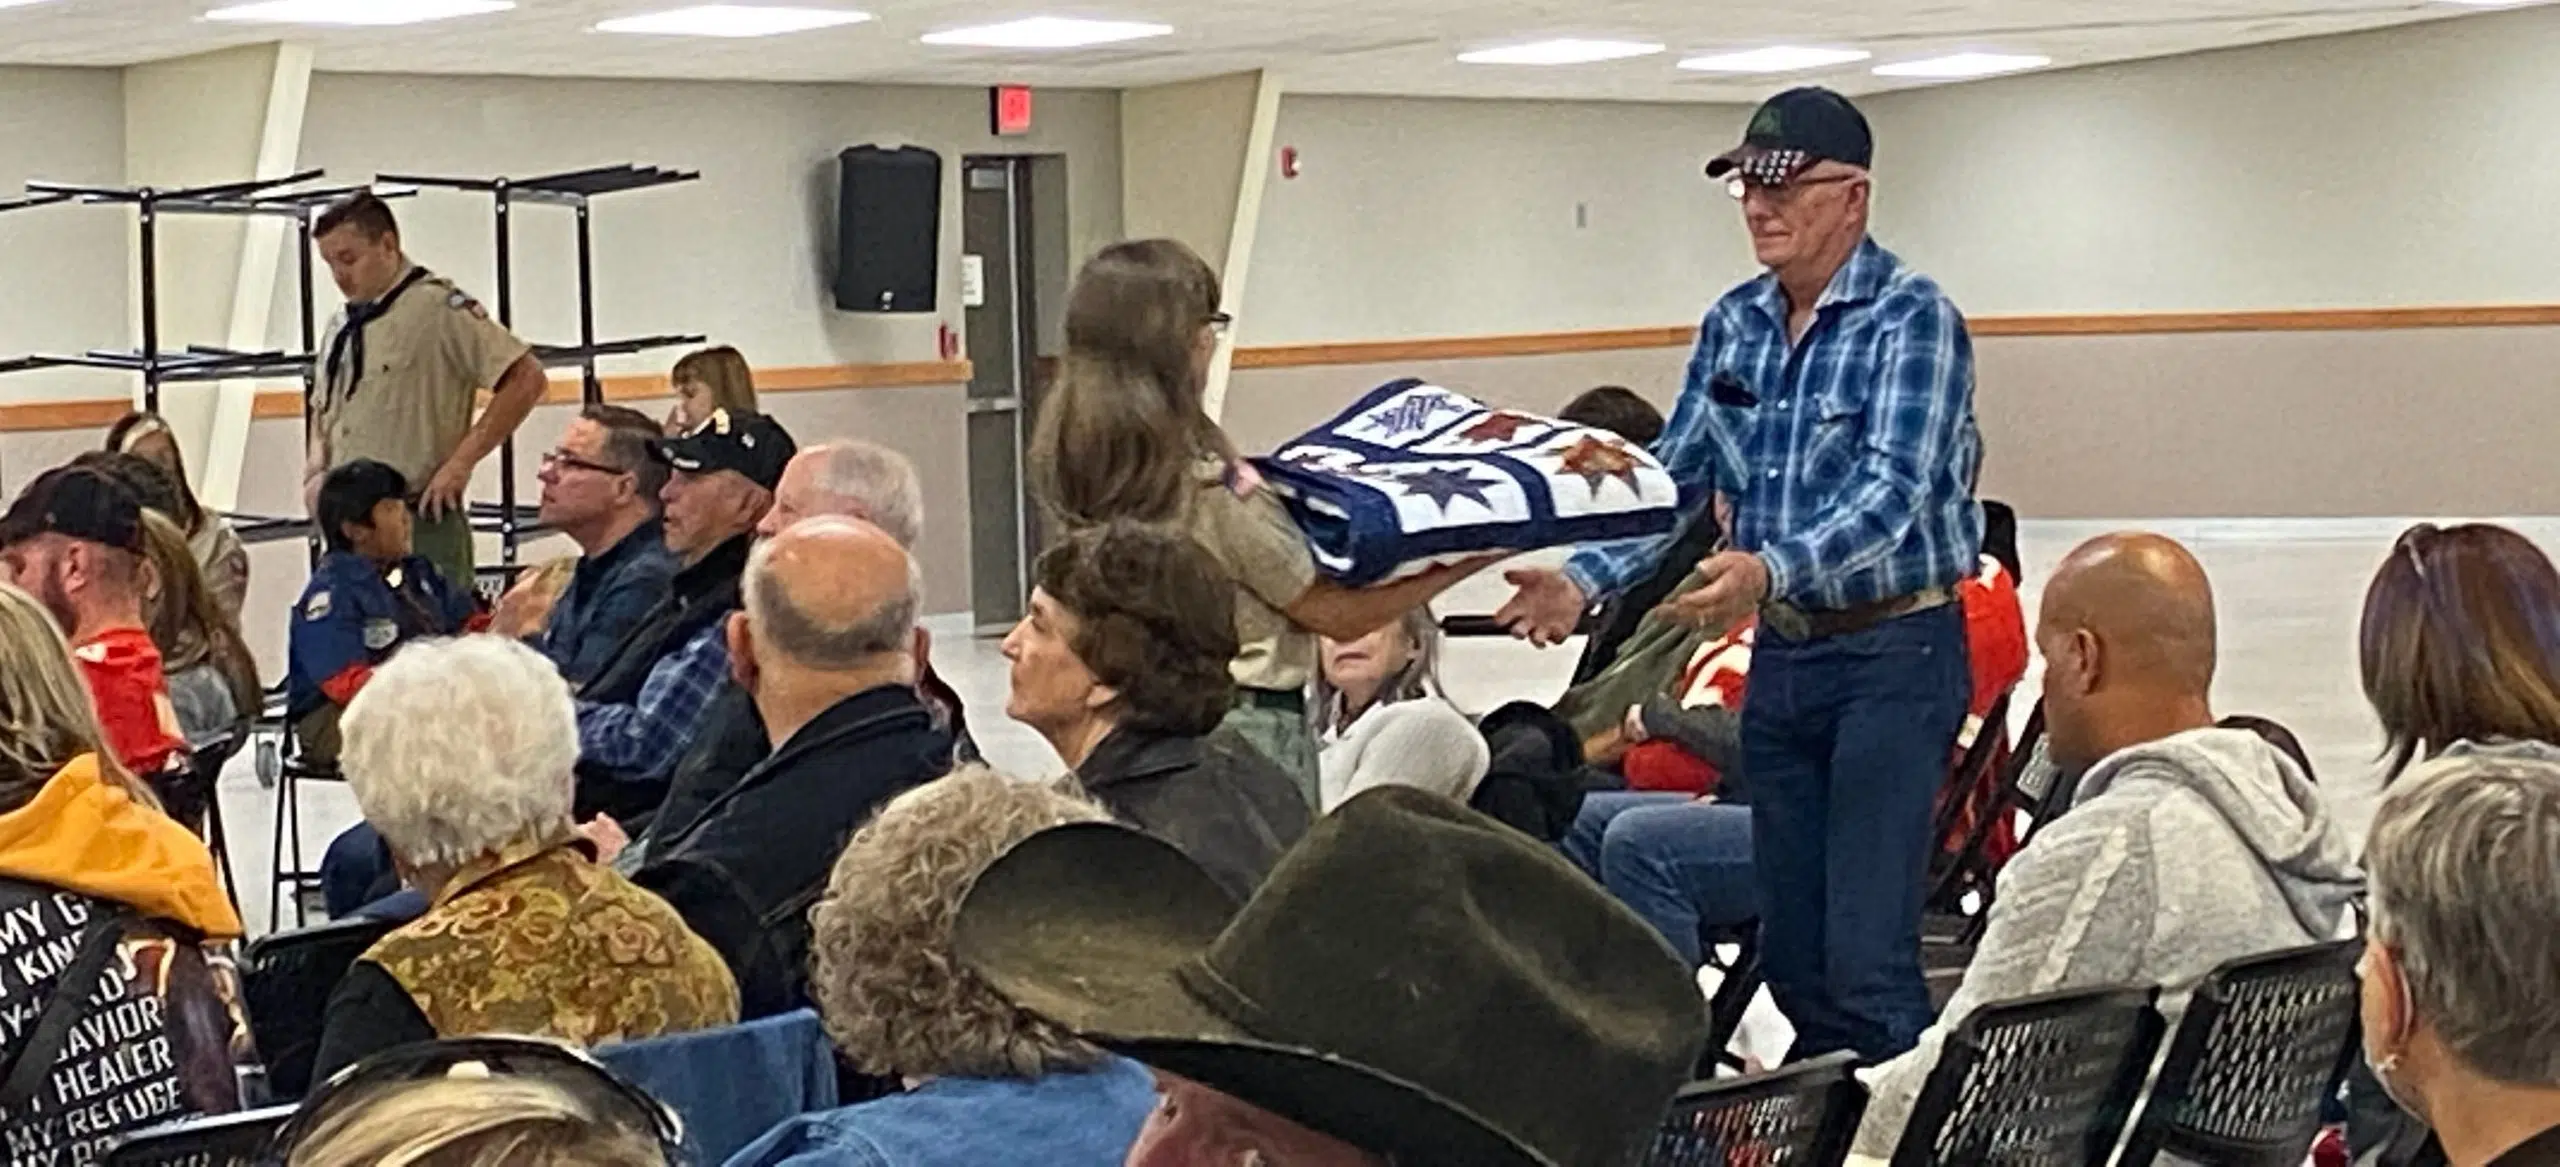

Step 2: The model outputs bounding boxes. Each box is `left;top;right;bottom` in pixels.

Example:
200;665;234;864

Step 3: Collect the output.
267;1036;685;1164
1724;172;1863;204
542;450;628;477
1205;311;1235;337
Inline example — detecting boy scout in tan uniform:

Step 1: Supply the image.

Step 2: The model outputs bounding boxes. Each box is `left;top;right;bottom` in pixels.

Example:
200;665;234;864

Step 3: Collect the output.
306;191;548;592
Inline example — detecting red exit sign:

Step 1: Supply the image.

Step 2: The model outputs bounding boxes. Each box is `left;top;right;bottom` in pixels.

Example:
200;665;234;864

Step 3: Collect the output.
991;85;1034;136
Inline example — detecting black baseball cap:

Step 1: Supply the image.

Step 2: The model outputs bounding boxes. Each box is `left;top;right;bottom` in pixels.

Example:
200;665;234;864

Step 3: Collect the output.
1706;86;1874;185
0;464;145;553
651;408;797;491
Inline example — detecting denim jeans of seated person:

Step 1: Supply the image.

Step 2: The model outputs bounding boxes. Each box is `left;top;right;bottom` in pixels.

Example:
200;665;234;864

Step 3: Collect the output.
1562;792;1757;968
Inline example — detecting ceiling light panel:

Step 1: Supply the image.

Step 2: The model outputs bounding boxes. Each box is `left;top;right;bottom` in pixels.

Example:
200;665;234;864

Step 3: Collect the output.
1680;46;1871;73
1872;52;2052;79
920;16;1171;49
203;0;512;24
597;5;871;36
1457;38;1665;66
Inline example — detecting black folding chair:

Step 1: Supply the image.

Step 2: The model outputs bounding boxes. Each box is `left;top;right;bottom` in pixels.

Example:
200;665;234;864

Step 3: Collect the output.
240;914;399;1100
2117;940;2364;1167
265;715;345;931
1648;1052;1866;1167
1890;984;2166;1167
103;1104;297;1166
1696;919;1763;1076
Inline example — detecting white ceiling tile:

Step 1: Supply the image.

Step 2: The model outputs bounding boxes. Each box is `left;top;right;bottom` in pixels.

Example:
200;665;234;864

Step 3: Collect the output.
0;0;2522;102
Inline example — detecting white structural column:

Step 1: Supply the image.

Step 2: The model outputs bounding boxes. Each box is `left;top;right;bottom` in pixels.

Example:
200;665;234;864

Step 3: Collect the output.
1118;69;1284;422
122;41;313;509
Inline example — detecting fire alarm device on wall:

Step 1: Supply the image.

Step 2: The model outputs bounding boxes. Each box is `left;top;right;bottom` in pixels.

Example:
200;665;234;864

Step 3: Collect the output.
991;85;1034;136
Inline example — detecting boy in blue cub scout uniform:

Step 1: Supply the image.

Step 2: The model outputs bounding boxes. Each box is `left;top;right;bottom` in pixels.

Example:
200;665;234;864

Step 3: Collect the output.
288;458;480;764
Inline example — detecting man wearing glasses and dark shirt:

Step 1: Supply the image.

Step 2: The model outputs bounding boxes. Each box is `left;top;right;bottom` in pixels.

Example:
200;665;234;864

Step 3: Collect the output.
492;405;678;686
1500;86;1983;1065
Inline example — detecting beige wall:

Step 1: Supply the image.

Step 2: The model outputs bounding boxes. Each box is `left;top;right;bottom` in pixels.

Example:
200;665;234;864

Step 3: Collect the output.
282;72;1124;379
1862;3;2560;315
0;67;128;405
1246;95;1753;346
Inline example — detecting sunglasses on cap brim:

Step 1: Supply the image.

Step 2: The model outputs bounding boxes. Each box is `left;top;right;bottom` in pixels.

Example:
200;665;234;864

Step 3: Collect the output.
262;1035;687;1164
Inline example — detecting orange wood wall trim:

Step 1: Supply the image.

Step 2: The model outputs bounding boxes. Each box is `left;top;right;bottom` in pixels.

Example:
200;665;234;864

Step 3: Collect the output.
8;301;2558;433
1230;327;1695;369
1966;305;2560;336
0;359;974;435
1223;305;2560;370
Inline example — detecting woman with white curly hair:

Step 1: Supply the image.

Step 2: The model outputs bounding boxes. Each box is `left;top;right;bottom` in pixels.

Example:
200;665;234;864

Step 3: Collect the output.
310;635;739;1081
728;765;1159;1167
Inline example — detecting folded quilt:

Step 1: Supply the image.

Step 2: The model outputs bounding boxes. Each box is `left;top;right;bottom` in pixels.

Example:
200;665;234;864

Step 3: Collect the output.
1252;378;1691;586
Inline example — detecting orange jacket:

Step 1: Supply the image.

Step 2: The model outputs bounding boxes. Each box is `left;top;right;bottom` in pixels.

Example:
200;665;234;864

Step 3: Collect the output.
0;753;242;939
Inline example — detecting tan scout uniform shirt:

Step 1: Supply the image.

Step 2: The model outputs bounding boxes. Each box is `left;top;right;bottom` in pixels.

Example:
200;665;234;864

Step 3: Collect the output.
312;268;532;485
1181;457;1320;693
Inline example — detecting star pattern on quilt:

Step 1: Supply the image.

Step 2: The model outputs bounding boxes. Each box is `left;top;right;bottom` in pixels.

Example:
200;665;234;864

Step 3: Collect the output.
1458;411;1540;444
1555;435;1645;498
1391;466;1500;515
1362;392;1466;439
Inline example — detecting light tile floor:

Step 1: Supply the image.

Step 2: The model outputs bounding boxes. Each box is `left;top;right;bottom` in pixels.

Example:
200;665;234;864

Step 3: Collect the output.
215;517;2542;938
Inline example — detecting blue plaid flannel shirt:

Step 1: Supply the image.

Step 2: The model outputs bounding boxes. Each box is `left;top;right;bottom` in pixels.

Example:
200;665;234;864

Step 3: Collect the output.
576;620;730;780
1564;238;1982;612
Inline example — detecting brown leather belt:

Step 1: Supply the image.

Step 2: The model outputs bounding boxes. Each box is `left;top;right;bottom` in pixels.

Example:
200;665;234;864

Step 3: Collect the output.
1759;586;1956;643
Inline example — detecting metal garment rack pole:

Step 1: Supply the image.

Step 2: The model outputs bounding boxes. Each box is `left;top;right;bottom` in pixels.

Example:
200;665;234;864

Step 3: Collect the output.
0;170;341;414
373;163;704;568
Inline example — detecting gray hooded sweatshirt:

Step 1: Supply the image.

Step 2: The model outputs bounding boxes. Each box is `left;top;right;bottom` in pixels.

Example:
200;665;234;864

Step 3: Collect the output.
1855;725;2367;1157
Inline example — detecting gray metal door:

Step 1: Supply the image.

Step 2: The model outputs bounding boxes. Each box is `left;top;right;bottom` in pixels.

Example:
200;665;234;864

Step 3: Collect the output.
961;158;1036;634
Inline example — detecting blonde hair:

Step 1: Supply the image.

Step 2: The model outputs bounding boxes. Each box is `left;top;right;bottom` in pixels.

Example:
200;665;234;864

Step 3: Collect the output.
809;765;1113;1079
0;583;154;811
1028;239;1235;526
285;1075;667;1167
670;345;757;417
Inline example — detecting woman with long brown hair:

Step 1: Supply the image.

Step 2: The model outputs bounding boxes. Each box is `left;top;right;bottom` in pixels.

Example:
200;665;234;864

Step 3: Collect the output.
2349;521;2560;1167
104;412;250;620
1027;239;1495;797
136;511;262;743
2360;522;2560;778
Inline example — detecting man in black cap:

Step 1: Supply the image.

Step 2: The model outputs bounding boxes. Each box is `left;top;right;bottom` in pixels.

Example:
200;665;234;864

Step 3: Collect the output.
1500;86;1984;1064
953;786;1706;1167
572;407;796;821
0;464;188;776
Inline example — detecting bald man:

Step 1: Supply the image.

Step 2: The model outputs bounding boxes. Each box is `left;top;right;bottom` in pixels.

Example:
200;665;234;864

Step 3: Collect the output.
1850;533;2362;1154
633;516;955;1018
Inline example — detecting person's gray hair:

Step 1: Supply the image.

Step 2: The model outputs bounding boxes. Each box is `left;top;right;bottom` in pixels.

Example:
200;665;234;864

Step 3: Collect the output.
2367;751;2560;1086
804;440;924;551
1311;606;1449;738
743;523;921;671
341;636;578;870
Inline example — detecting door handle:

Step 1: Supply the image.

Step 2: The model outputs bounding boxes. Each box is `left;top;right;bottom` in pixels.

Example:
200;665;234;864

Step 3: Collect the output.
965;396;1022;415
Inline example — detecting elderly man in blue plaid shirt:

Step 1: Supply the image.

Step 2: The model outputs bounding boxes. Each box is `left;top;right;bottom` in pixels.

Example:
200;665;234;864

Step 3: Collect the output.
1501;86;1982;1063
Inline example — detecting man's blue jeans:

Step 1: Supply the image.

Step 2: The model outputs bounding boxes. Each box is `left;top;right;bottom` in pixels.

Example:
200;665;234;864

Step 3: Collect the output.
1563;792;1758;968
1744;602;1968;1063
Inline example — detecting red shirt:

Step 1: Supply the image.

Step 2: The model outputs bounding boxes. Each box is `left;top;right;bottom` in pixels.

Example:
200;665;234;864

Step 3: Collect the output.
73;627;187;776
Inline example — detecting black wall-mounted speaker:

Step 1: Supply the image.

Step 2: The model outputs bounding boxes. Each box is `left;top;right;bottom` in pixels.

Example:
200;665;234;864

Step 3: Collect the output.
833;145;941;313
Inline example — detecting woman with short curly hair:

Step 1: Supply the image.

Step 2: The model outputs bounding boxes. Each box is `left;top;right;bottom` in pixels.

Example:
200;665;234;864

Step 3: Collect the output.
729;765;1158;1166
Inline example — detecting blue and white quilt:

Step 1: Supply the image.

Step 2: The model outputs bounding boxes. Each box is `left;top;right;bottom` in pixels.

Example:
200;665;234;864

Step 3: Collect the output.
1252;378;1692;586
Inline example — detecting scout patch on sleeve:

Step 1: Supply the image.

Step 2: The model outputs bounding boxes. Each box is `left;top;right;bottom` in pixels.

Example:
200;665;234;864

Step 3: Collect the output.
448;289;490;320
303;590;333;621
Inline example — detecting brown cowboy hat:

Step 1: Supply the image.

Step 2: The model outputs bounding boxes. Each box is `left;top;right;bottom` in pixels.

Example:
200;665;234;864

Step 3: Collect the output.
952;785;1706;1167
